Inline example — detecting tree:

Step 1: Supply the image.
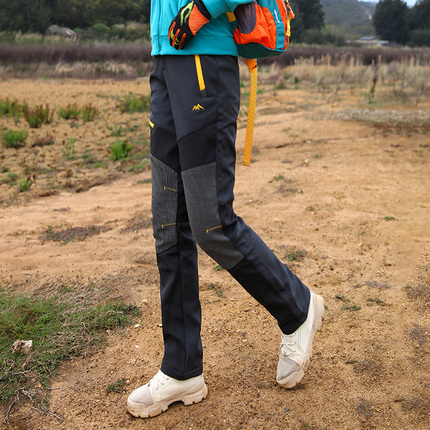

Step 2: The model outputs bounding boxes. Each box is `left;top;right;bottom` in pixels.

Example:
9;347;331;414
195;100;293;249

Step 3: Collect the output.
0;0;147;34
372;0;410;45
90;0;141;27
0;0;55;33
138;0;151;23
408;0;430;46
54;0;92;29
410;0;430;30
54;0;143;29
289;0;325;42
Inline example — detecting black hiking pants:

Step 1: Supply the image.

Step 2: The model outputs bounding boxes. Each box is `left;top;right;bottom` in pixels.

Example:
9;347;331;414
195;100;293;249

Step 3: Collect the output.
150;55;310;380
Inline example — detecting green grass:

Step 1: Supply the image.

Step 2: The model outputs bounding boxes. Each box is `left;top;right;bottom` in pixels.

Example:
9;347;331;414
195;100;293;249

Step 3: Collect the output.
107;123;123;136
58;103;80;120
23;104;54;128
128;159;150;172
334;293;349;302
118;93;151;113
106;378;127;394
0;286;140;404
285;250;306;262
383;216;398;221
208;283;225;298
18;175;32;192
110;139;134;161
81;103;98;122
62;137;77;159
366;297;387;306
0;98;23;118
341;304;361;311
1;129;28;148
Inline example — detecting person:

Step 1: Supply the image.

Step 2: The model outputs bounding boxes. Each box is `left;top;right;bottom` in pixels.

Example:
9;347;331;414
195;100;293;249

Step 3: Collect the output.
127;0;325;419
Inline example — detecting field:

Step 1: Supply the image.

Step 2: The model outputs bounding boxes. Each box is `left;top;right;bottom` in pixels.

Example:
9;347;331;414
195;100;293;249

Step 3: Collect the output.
1;57;430;429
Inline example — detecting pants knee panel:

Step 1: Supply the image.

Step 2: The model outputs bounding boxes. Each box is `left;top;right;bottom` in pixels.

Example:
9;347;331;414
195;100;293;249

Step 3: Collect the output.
151;155;178;253
182;162;243;269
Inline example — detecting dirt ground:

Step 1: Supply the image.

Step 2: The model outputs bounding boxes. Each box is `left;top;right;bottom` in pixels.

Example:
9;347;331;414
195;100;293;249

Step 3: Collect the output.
0;72;429;429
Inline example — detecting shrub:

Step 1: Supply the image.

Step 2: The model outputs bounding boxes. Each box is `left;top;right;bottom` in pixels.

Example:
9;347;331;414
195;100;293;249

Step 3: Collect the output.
303;29;346;47
0;43;153;65
409;29;430;48
107;124;123;136
81;103;98;122
1;129;28;148
23;104;54;128
62;137;77;159
111;22;150;42
110;139;134;161
18;175;32;192
118;93;151;113
0;98;22;118
58;103;80;120
93;23;111;34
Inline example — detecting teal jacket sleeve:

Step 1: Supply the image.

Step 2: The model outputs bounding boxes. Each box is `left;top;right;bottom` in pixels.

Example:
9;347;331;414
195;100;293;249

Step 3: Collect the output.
150;0;254;56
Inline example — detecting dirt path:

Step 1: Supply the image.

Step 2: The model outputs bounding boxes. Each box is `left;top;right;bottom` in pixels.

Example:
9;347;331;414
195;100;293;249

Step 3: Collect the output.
1;77;429;429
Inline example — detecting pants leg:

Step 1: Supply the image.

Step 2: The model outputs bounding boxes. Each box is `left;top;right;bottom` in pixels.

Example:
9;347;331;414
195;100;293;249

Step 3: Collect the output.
150;57;203;380
162;55;310;334
150;55;311;380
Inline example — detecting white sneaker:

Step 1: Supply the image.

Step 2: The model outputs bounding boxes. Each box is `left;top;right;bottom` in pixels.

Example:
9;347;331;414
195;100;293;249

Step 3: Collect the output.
277;292;325;389
127;370;208;418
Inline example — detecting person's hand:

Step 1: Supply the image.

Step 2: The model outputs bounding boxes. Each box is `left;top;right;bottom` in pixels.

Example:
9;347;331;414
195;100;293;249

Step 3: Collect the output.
169;0;211;50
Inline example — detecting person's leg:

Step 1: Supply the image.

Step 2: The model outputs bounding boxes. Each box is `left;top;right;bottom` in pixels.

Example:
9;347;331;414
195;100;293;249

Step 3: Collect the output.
127;56;207;419
165;54;324;390
165;54;310;334
149;56;203;381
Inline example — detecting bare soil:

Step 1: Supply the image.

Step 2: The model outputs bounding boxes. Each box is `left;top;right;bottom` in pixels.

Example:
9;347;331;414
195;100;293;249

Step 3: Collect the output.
1;74;429;429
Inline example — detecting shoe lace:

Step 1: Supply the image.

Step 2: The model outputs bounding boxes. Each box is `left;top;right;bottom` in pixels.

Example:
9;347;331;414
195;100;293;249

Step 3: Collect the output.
280;332;297;356
148;371;169;390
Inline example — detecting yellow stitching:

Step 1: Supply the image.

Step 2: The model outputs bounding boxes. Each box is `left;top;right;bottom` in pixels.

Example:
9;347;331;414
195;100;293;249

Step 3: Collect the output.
162;223;176;228
164;186;178;192
206;225;222;233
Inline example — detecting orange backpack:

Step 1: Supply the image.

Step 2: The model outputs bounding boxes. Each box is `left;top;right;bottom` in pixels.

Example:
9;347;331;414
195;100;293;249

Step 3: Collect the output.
228;0;295;60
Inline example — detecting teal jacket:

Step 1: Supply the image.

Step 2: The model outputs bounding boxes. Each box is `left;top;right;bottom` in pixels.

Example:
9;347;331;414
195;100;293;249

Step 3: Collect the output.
150;0;251;56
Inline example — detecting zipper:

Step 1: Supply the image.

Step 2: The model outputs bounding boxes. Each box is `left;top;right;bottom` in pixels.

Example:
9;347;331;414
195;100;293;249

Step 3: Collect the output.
194;54;207;97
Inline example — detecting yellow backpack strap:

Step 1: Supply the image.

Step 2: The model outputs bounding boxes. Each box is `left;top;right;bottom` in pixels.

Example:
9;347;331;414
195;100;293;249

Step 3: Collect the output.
243;58;257;167
226;11;257;166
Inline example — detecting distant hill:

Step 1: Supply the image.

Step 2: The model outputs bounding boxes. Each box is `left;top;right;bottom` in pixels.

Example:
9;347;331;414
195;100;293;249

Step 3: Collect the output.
321;0;377;38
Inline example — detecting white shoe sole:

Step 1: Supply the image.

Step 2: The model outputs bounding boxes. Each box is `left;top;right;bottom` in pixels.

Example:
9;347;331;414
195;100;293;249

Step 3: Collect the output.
127;383;208;418
278;293;325;389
